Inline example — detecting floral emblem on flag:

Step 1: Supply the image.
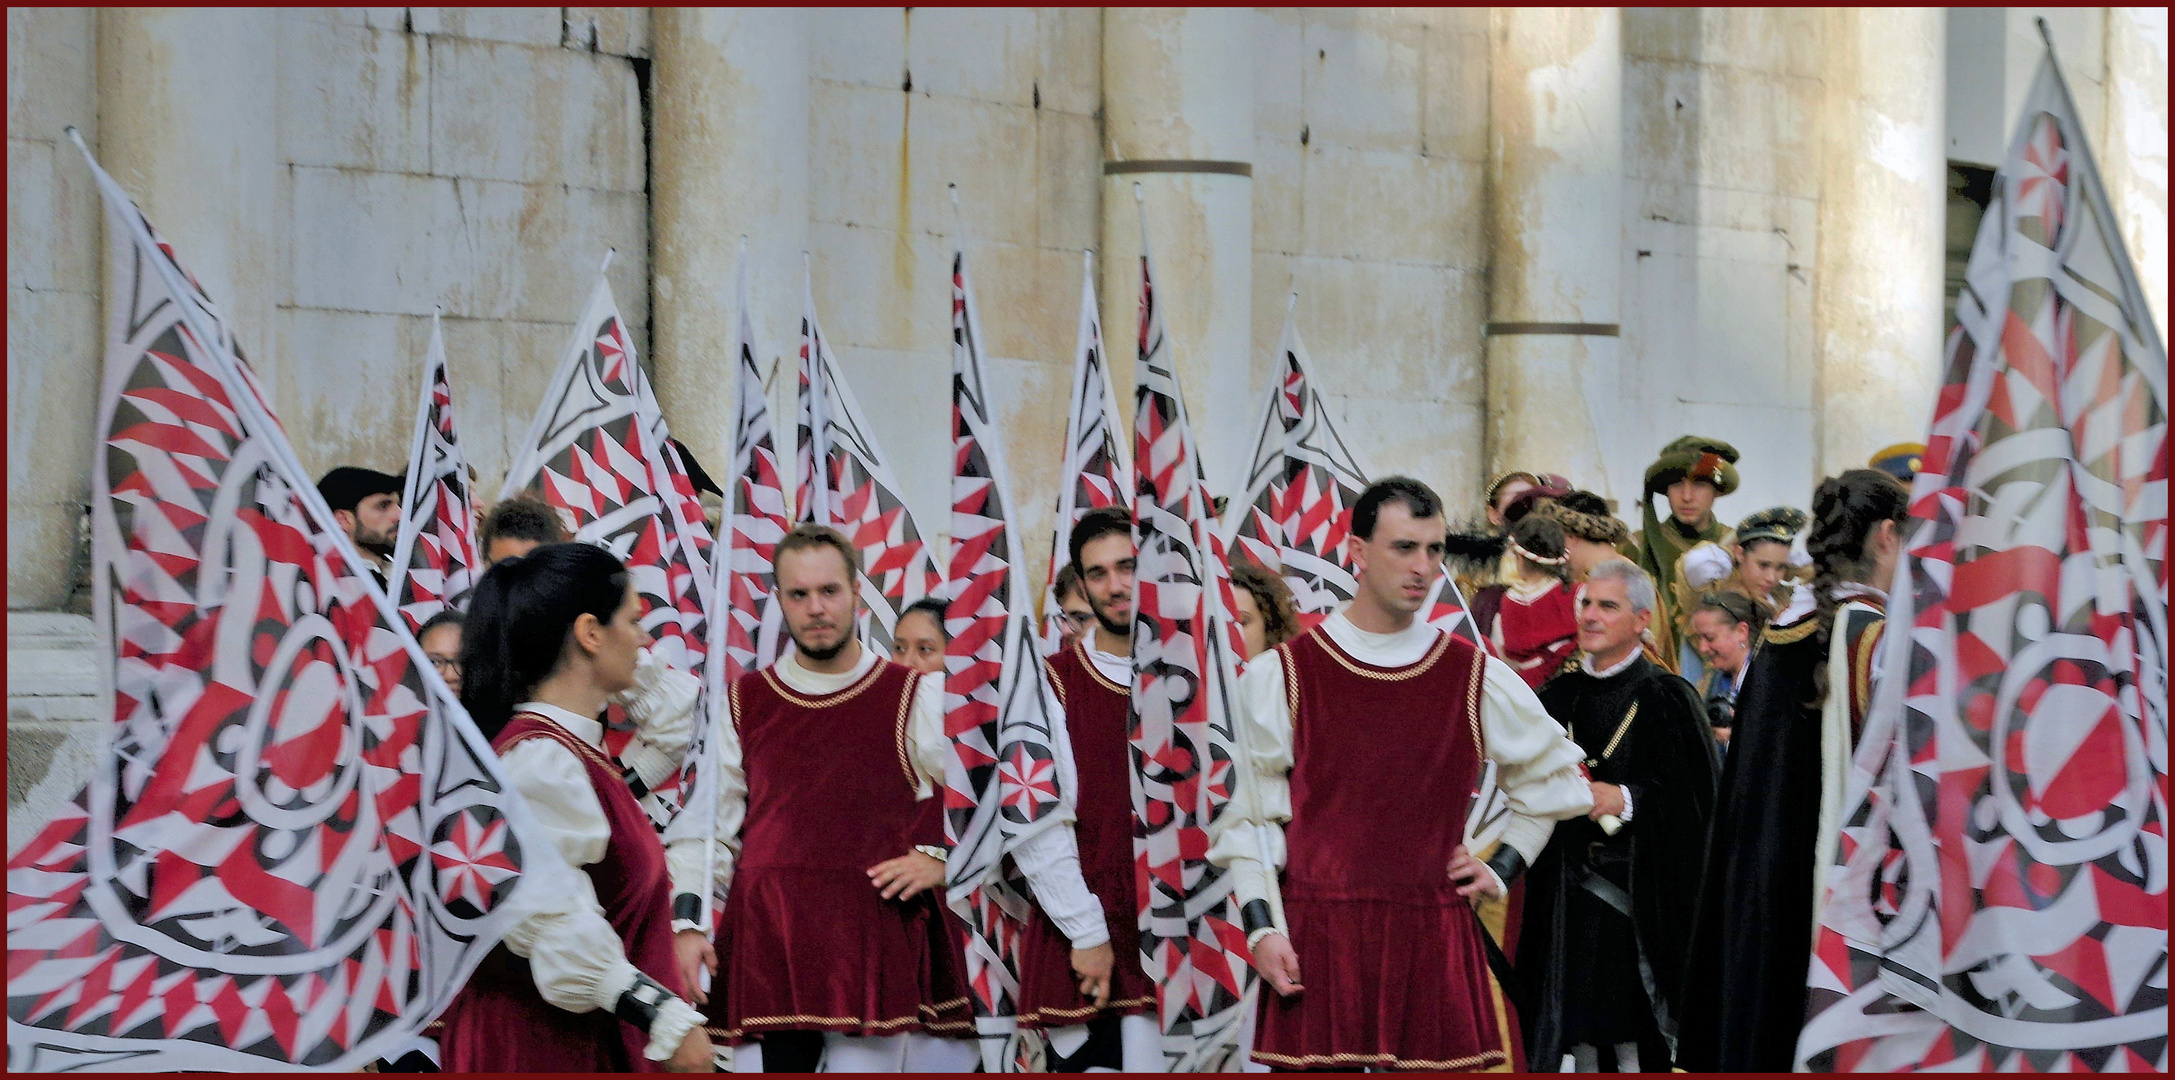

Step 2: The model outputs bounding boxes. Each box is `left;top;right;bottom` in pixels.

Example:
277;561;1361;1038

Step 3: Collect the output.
1041;255;1133;656
388;316;479;631
7;144;557;1071
1796;55;2168;1074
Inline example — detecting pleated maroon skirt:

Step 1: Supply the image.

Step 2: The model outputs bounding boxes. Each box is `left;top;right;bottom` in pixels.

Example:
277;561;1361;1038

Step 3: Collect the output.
1252;883;1517;1072
1014;867;1157;1028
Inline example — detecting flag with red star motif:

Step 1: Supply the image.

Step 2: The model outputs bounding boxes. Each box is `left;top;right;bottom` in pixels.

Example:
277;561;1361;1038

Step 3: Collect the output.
500;276;716;828
794;274;938;653
1128;223;1256;1071
1795;48;2167;1073
1041;255;1133;656
6;141;568;1071
388;315;479;631
944;249;1076;1068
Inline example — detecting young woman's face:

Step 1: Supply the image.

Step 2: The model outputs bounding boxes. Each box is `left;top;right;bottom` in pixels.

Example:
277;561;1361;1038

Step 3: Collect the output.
1232;589;1269;660
592;580;650;695
890;610;947;676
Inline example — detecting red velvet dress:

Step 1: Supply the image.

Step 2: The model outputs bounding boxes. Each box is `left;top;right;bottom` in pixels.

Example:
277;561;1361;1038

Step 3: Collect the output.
439;713;685;1072
706;661;972;1041
1471;580;1578;690
1013;642;1157;1027
1253;630;1519;1072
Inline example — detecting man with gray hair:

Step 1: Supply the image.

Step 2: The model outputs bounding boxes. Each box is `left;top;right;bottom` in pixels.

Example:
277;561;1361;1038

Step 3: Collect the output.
1515;559;1719;1072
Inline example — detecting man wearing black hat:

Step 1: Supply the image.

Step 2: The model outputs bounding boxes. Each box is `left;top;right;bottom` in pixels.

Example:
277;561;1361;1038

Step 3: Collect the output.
318;466;405;588
1632;437;1740;667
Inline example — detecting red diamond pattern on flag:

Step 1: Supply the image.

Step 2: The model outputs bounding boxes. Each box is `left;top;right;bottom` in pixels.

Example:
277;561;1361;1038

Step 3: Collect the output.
795;274;938;652
709;250;791;687
7;138;562;1072
1128;219;1256;1071
1795;48;2168;1074
1040;254;1133;656
944;249;1077;1068
388;315;480;631
500;276;717;829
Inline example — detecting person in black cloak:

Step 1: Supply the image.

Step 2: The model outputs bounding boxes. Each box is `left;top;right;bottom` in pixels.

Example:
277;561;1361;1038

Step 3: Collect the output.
1673;468;1909;1072
1516;558;1718;1072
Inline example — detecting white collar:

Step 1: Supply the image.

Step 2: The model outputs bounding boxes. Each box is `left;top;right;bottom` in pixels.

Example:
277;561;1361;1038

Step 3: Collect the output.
778;639;881;695
1086;643;1131;687
1581;648;1642;679
1322;606;1440;668
1830;581;1887;605
514;700;606;748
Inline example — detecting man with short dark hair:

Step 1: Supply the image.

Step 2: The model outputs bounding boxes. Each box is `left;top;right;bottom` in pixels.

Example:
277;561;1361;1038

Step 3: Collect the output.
1517;559;1717;1073
1212;476;1592;1071
318;466;404;586
1632;437;1741;663
481;495;572;564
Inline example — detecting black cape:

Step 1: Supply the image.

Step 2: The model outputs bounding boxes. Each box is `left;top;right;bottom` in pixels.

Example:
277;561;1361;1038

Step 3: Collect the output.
1516;653;1719;1071
1674;607;1884;1072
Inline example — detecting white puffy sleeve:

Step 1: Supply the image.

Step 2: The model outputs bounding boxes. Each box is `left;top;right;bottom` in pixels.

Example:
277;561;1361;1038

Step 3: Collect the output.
906;672;950;799
1479;655;1595;864
495;738;702;1061
663;694;746;930
1204;647;1295;941
614;647;701;791
1002;674;1107;950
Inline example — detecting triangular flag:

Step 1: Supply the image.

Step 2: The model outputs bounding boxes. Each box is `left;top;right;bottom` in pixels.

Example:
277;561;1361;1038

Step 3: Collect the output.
710;249;791;685
388;313;480;630
1796;44;2168;1073
1040;254;1133;656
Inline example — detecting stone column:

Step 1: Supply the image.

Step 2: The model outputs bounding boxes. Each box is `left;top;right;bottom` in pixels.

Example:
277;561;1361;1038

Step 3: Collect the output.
1815;9;1947;478
2103;8;2168;337
1484;8;1622;498
97;9;281;384
1099;8;1255;496
650;8;810;486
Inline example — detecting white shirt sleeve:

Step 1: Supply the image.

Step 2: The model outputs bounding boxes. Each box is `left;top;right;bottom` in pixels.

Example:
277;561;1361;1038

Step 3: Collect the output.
615;647;701;790
907;672;949;799
1009;826;1110;949
663;699;746;930
495;738;703;1060
1479;655;1596;864
1205;648;1293;936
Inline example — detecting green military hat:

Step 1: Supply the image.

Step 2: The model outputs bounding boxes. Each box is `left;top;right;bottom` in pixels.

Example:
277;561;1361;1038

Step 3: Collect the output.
1734;506;1808;548
1643;435;1741;496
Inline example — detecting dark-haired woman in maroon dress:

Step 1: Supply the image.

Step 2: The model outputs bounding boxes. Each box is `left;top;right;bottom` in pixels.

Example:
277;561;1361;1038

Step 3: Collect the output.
438;542;713;1072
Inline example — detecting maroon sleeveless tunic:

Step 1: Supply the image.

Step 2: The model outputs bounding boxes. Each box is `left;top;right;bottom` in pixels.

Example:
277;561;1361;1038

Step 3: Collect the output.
706;660;971;1041
1253;628;1519;1072
439;713;685;1072
1013;642;1157;1027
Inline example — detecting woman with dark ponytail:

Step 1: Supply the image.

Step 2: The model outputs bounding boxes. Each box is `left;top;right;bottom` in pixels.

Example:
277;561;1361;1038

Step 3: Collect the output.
1675;469;1909;1073
439;543;714;1072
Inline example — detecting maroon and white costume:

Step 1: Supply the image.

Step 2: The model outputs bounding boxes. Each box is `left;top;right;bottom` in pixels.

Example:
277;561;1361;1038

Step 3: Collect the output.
667;646;991;1069
1210;611;1591;1072
438;704;704;1071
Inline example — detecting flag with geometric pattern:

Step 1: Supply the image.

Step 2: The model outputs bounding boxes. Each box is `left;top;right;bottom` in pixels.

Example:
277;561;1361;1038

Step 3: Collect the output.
794;275;938;653
710;249;790;686
1795;47;2168;1073
387;314;479;631
1129;219;1256;1071
7;139;566;1072
1221;299;1510;853
1040;255;1132;656
499;275;716;829
944;249;1072;1069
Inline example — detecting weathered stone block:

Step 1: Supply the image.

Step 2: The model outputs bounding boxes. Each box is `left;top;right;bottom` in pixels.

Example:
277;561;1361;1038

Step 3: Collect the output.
810;81;908;232
1302;8;1424;155
1251;135;1303;254
1034;7;1100;117
824;342;950;528
411;7;561;48
974;241;1077;366
908;95;1038;248
288;166;453;315
277;15;429;173
270;308;423;478
7;288;99;613
429;38;642;192
563;7;649;58
1302;145;1479;268
440;315;580;496
809;220;946;356
1422;27;1487;162
1326;392;1485;509
1253;8;1305;139
1036;109;1100;252
8;7;96;143
1286;256;1483;405
907;8;1036;109
810;8;906;91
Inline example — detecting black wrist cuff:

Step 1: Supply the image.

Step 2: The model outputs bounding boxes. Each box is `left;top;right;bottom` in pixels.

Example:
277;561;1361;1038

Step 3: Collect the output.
621;767;651;799
614;973;674;1032
1240;899;1275;934
1485;846;1528;886
673;893;704;925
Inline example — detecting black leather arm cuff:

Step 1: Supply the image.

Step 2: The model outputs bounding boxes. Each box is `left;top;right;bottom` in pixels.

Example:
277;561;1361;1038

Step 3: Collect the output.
614;973;675;1032
1484;846;1528;886
1240;899;1275;934
672;893;704;925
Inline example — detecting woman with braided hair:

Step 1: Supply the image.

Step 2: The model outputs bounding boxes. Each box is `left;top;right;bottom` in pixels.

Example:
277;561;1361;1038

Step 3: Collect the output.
1674;469;1909;1073
1467;514;1581;689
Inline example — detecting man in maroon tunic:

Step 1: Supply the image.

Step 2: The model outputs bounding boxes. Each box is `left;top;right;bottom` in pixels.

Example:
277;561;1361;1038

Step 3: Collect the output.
1209;477;1593;1072
665;525;972;1072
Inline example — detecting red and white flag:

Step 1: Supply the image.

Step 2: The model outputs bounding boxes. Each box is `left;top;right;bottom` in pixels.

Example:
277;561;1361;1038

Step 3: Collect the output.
795;274;938;652
1040;255;1133;656
709;249;791;685
387;314;480;630
1796;47;2168;1073
1221;299;1509;854
944;250;1076;1066
499;274;716;826
1129;218;1256;1071
5;138;568;1071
